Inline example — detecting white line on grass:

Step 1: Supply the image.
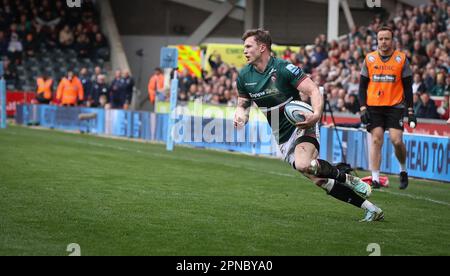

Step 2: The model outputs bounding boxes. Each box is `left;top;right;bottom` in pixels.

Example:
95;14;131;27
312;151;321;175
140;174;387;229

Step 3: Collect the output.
75;140;297;177
377;189;450;207
74;140;450;207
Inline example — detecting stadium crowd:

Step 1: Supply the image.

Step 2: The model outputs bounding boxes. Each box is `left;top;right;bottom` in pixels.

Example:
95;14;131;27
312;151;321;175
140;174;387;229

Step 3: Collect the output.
306;0;450;120
0;0;134;109
0;0;110;92
170;0;448;121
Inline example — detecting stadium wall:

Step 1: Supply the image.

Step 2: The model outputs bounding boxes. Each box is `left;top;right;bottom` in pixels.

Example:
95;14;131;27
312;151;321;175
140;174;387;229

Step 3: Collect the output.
16;104;450;183
112;0;381;43
111;0;244;37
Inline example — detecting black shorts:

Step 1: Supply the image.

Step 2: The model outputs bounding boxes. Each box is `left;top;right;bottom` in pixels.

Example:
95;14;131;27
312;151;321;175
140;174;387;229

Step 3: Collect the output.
36;95;51;105
367;106;404;132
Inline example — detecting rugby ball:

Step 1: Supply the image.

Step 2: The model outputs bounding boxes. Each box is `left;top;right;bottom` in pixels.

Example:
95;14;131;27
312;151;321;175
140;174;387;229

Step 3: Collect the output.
284;101;314;125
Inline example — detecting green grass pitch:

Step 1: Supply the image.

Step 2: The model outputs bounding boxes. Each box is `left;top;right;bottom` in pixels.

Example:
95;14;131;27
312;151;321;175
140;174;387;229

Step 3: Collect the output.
1;125;449;256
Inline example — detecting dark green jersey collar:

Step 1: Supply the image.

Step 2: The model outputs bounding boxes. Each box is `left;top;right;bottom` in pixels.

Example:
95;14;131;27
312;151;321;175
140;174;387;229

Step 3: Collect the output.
251;56;275;74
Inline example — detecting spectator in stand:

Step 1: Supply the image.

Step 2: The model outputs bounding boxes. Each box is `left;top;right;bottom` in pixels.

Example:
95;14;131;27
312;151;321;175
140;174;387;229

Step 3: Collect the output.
311;45;327;67
7;33;23;65
122;70;134;109
282;47;293;60
59;25;74;49
412;73;426;94
91;66;102;82
88;74;109;108
208;51;223;74
79;68;92;106
148;67;165;107
2;58;18;88
416;91;440;119
17;14;33;35
23;33;37;58
56;71;84;107
210;93;220;105
191;84;204;102
430;72;446;96
92;32;109;60
179;68;195;94
74;23;84;38
187;84;198;102
75;33;91;58
345;74;360;95
336;98;347;113
437;91;449;120
344;94;360;114
223;89;235;106
109;69;128;109
0;31;8;57
446;74;450;93
326;87;339;111
412;40;427;57
41;25;59;50
423;66;437;92
413;91;422;115
178;90;188;103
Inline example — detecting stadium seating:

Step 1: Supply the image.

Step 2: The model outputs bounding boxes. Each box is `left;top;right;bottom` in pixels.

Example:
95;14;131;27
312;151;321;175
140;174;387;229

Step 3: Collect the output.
0;0;110;91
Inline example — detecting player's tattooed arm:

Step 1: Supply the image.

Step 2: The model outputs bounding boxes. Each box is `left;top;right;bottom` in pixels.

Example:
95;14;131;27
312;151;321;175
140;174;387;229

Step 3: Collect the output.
234;97;251;128
237;97;252;109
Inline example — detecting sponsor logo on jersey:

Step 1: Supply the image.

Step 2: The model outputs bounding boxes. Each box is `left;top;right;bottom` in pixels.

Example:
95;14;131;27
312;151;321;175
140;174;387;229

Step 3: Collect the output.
395;55;402;63
286;64;300;76
248;88;279;99
368;55;376;63
271;73;277;83
372;74;396;83
245;82;257;86
374;65;394;70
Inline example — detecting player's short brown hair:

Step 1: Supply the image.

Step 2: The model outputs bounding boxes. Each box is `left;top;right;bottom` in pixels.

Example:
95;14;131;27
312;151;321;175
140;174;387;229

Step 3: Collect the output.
242;29;272;51
377;26;394;39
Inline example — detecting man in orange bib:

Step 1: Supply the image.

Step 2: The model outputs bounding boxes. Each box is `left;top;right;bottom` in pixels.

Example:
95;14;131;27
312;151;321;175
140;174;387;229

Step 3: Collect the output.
56;71;84;107
36;74;53;104
359;26;417;190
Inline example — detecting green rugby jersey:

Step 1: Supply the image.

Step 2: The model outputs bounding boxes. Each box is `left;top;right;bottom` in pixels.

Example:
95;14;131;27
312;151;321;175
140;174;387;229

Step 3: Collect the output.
237;57;307;144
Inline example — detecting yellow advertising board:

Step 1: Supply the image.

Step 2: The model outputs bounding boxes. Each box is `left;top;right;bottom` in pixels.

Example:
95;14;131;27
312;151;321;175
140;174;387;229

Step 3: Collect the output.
204;43;301;73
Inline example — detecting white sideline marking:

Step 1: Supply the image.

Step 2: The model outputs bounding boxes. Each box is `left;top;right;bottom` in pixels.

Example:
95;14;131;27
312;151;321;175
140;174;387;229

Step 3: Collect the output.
75;140;296;178
377;189;450;207
75;140;450;207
